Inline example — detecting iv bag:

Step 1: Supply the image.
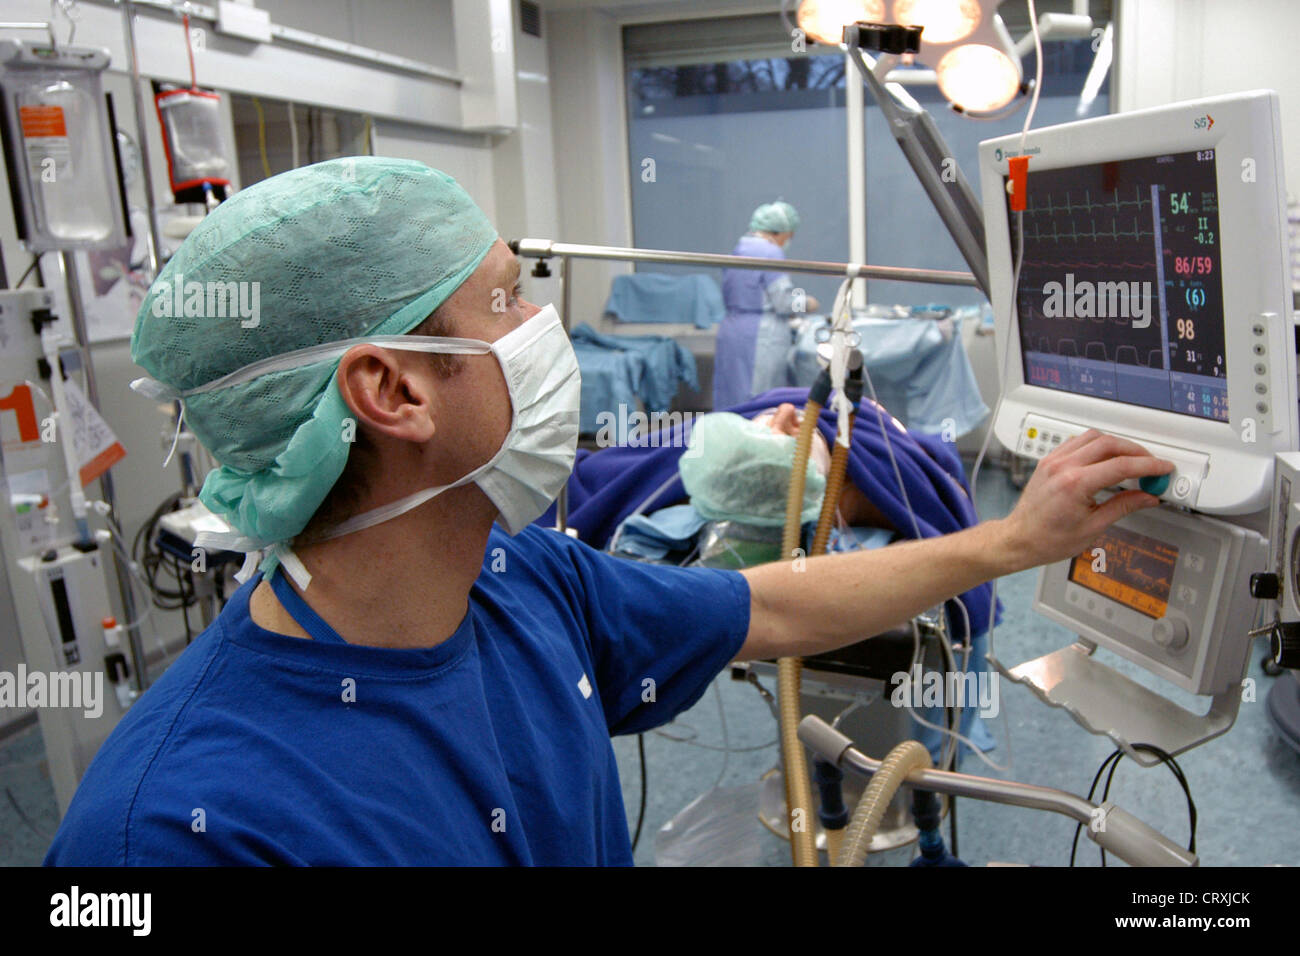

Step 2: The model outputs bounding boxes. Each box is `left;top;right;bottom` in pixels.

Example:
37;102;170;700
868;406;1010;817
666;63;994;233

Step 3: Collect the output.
0;40;128;252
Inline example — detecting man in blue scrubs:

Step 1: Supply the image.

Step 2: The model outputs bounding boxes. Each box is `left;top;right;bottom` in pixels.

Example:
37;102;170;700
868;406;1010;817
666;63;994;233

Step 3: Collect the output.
45;160;1173;865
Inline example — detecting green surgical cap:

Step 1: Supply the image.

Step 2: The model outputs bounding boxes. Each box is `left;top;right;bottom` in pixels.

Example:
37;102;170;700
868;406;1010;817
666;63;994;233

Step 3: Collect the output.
749;201;800;234
131;157;498;547
678;412;825;527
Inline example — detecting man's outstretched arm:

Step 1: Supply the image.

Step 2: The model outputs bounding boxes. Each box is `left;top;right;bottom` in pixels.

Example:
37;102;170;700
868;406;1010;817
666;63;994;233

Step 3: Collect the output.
736;430;1174;662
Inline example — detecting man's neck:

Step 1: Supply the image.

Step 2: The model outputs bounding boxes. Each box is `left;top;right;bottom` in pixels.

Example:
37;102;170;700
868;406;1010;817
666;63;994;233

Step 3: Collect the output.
248;486;496;649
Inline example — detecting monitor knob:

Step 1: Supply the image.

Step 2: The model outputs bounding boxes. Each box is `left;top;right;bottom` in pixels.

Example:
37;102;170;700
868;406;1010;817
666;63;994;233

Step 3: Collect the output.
1153;616;1189;650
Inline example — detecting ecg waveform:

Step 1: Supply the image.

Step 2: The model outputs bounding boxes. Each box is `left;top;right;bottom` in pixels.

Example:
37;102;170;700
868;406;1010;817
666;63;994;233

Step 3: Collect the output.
1024;184;1153;216
1022;259;1155;271
1022;221;1155;244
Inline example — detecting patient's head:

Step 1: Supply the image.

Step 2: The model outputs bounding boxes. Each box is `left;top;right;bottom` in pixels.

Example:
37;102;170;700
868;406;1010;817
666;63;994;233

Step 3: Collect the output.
752;403;831;477
678;408;827;528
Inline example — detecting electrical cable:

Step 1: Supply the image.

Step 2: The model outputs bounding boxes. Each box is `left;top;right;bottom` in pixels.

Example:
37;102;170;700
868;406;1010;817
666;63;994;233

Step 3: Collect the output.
287;101;300;169
1069;743;1197;866
5;786;50;842
252;97;271;179
711;678;731;791
131;492;201;613
856;316;1005;783
1098;744;1195;866
15;256;41;288
810;278;1004;846
902;619;1011;773
177;556;193;645
631;733;647;852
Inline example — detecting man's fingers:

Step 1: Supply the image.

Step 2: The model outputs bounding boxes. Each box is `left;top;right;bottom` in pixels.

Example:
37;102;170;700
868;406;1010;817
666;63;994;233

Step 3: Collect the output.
1077;454;1175;497
1049;428;1104;459
1084;488;1162;534
1064;432;1160;468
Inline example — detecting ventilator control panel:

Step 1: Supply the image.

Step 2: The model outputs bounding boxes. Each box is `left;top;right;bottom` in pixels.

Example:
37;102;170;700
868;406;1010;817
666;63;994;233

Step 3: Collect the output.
1034;504;1265;695
1013;412;1209;509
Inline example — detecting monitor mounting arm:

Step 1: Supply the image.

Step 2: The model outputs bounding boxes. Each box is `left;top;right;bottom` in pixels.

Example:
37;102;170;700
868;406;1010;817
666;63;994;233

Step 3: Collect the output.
844;24;991;300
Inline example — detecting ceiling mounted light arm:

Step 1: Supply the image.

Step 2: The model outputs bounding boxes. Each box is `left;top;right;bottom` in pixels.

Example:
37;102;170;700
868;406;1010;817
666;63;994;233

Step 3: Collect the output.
1077;20;1113;116
795;0;1047;113
845;25;990;297
1013;11;1094;58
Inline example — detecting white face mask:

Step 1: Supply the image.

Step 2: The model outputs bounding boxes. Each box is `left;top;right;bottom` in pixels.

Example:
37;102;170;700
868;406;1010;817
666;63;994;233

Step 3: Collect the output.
316;303;580;541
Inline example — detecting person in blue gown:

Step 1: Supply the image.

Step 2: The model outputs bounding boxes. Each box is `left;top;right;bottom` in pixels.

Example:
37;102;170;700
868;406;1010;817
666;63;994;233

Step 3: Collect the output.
714;201;819;409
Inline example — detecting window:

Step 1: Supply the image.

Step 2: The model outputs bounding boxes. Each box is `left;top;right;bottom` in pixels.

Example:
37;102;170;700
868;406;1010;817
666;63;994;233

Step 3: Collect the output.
625;8;1113;309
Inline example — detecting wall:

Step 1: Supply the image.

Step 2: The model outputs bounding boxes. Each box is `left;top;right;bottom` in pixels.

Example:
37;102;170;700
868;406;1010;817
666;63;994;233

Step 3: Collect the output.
546;7;635;329
1115;0;1300;198
257;0;459;70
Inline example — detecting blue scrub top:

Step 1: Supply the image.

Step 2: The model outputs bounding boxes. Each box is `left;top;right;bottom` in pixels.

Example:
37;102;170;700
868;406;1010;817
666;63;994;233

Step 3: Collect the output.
44;525;750;865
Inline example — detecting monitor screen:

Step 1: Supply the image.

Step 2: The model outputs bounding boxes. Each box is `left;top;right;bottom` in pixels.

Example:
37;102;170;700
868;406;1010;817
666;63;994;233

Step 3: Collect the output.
1068;525;1179;619
1009;149;1227;421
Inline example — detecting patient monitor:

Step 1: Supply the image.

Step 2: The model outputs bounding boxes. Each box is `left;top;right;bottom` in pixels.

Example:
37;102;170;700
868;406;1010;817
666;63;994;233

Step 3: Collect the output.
978;91;1295;760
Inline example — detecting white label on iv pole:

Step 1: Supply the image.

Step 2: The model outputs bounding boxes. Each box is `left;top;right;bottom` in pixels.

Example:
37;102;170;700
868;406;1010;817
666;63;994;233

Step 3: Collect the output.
61;379;126;486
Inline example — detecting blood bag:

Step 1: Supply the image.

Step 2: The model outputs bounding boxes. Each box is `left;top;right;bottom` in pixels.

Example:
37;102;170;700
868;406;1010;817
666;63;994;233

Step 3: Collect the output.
153;84;232;204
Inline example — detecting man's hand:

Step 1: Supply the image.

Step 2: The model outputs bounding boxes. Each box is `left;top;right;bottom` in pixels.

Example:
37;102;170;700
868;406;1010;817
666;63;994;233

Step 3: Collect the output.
993;429;1174;574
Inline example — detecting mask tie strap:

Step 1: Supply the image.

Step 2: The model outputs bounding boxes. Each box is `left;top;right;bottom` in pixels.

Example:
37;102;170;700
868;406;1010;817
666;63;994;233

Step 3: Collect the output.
233;549;262;585
273;543;313;590
161;402;186;470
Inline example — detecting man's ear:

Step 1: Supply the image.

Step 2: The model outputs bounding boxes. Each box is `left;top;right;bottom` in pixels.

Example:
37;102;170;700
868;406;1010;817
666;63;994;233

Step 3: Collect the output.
336;345;437;444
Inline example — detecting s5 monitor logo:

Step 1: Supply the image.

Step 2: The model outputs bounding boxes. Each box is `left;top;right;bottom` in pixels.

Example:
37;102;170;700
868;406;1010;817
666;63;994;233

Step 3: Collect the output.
1194;114;1215;130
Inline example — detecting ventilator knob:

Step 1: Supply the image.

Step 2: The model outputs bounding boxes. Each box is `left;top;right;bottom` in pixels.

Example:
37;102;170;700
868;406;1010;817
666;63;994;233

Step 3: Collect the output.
1272;622;1300;670
1152;616;1189;651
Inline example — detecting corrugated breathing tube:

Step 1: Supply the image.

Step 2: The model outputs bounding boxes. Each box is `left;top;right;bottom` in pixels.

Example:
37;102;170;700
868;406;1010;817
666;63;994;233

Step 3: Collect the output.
836;740;933;867
777;370;832;867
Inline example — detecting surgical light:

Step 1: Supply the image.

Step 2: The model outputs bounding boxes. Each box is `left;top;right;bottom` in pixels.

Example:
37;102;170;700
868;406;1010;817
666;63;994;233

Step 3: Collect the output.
893;0;980;44
935;43;1020;112
796;0;886;46
795;0;1024;114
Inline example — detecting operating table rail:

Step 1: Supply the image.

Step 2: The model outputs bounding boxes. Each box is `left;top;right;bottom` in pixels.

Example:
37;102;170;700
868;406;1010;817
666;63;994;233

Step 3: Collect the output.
799;715;1198;867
